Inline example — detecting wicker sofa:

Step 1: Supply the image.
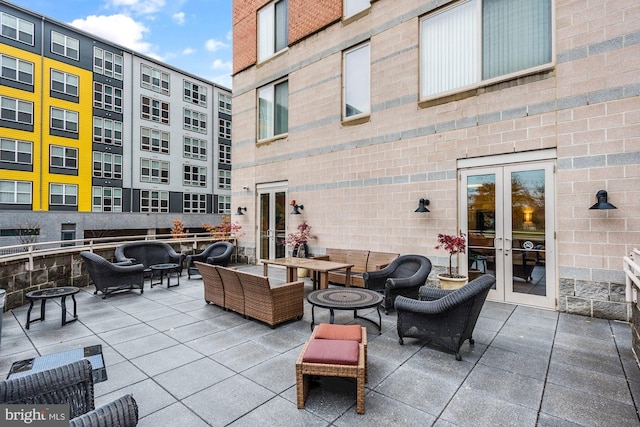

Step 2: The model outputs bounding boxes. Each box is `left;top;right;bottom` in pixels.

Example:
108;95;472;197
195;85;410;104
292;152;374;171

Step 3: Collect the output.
114;241;185;276
313;249;399;287
195;262;304;327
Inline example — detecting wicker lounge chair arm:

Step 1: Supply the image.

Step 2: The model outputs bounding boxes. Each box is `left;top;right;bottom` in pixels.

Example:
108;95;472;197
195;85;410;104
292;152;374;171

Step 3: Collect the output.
385;276;422;290
362;268;389;292
270;280;304;299
69;394;138;427
418;286;452;301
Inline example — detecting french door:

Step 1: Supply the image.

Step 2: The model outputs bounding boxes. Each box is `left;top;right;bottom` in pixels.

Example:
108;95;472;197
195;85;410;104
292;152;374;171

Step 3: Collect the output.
257;182;287;260
459;161;555;308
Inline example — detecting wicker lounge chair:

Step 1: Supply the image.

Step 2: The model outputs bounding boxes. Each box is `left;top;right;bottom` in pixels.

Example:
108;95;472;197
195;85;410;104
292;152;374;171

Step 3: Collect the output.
395;274;496;360
0;359;138;427
81;252;145;299
186;241;234;278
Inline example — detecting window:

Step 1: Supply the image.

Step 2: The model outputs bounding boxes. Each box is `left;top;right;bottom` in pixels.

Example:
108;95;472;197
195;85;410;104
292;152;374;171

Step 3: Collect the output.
1;55;33;85
184;193;207;213
141;190;168;213
217;195;231;214
184;108;207;133
93;47;123;80
258;79;288;140
183;165;207;187
0;180;31;204
92;186;122;212
141;64;169;95
50;145;78;170
420;0;552;99
141;96;169;124
183;136;206;160
50;107;78;133
345;0;370;18
51;31;79;60
1;96;33;124
140;158;169;184
141;127;169;153
219;119;231;139
258;0;288;62
184;81;207;106
61;223;76;246
93;152;122;179
93;117;122;146
219;144;231;165
218;170;231;190
219;93;232;114
50;183;77;206
343;43;370;119
51;69;78;97
1;12;34;45
1;138;32;165
94;82;122;113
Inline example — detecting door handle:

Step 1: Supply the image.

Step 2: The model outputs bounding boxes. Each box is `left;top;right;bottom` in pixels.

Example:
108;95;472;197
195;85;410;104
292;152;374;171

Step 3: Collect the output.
494;237;503;251
504;238;512;256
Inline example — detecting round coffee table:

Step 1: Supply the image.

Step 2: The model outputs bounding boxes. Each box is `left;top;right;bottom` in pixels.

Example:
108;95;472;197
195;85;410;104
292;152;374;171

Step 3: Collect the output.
150;263;180;288
25;286;79;329
307;288;384;333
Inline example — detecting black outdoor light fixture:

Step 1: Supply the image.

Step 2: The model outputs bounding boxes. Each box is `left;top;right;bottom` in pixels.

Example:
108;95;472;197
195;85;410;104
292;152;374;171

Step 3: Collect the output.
589;190;617;210
236;207;247;215
415;198;430;213
291;204;304;215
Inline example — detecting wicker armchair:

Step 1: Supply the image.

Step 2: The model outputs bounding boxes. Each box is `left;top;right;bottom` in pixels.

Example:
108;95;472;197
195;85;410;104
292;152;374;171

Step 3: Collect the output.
186;241;234;278
0;359;138;427
81;252;145;299
395;274;496;361
363;254;432;314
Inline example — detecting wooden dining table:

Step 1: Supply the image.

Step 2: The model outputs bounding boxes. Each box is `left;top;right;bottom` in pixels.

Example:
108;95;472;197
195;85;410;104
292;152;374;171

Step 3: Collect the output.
260;257;353;289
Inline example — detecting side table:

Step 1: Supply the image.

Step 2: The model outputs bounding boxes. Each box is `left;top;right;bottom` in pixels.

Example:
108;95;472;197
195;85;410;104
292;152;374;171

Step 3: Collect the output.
150;263;180;288
25;286;79;329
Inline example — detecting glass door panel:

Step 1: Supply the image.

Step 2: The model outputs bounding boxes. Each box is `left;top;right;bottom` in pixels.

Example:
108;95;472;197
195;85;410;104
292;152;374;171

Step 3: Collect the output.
258;184;287;260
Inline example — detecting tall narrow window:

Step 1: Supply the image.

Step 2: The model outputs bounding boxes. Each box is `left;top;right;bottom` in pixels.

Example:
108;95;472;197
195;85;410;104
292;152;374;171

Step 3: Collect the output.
258;0;288;62
344;43;370;119
258;79;288;141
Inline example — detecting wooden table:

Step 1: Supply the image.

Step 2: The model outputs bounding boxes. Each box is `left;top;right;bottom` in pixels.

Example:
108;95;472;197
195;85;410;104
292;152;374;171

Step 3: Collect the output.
261;257;353;289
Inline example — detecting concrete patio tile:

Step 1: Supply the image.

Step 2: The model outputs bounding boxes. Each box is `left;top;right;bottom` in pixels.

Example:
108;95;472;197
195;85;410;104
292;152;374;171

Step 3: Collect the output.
503;313;558;331
210;340;280;372
556;313;615;341
82;313;143;333
537;412;585;426
490;330;553;358
183;329;250;356
163;318;227;342
550;341;625;378
242;350;299;394
0;334;36;358
229;395;327;427
154;294;199;307
479;301;516;321
169;298;210;313
94;359;148;397
618;346;640;383
0;349;39;375
138;402;209;427
251;323;309;353
153;357;234;399
478;346;550;380
130;306;183;322
20;320;95;348
145;312;201;332
96;378;178;419
512;304;559;320
279;377;361;422
462;363;544;409
111;332;180;359
334;391;437;426
99;322;159;346
182;304;226;320
129;343;204;377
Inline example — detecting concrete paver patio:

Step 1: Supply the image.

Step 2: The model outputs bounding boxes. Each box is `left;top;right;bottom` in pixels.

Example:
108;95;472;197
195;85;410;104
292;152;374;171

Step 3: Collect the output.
1;264;639;426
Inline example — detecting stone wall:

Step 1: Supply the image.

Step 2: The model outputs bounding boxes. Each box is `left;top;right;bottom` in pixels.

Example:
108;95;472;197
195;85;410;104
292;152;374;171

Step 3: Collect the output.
559;278;629;321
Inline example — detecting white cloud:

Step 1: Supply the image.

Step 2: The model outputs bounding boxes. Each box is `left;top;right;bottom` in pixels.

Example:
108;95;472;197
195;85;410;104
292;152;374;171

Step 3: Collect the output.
205;38;228;52
226;30;232;41
211;59;232;71
182;48;195;55
106;0;166;15
172;12;185;25
70;14;156;57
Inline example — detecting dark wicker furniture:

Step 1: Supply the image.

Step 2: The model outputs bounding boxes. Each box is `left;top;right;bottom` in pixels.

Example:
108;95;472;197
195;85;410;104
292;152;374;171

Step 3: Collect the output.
80;252;145;299
395;274;496;360
25;286;79;329
114;241;185;277
363;254;432;314
307;288;384;333
186;241;234;278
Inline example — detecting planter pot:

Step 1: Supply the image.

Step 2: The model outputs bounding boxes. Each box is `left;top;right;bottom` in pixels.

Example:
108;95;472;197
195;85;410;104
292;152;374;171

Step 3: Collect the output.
437;274;468;290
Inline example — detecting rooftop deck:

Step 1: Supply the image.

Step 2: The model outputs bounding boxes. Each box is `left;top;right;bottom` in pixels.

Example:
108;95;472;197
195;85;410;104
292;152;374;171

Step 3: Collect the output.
1;264;639;426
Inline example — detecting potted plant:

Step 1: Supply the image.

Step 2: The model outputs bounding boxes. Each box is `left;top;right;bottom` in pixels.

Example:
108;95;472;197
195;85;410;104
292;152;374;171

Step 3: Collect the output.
435;231;468;290
283;221;314;277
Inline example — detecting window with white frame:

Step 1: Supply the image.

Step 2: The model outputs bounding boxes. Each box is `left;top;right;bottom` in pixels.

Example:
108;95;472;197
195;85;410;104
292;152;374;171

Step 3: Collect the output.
183;136;206;160
184;80;207;106
51;69;78;97
141;64;169;95
258;0;288;62
183;165;207;187
92;186;122;212
219;144;231;164
93;152;122;179
140;127;169;153
141;190;168;212
50;145;78;170
1;12;34;45
218;169;231;190
93;117;122;146
218;93;231;114
1;55;33;85
50;183;77;206
1;138;32;165
258;79;288;140
184;193;207;213
217;195;231;214
50;107;78;133
1;96;33;125
420;0;552;99
184;108;207;133
94;82;122;113
344;0;370;18
343;43;370;119
140;158;169;184
219;119;231;139
141;96;169;124
0;180;31;204
93;47;123;80
51;31;79;60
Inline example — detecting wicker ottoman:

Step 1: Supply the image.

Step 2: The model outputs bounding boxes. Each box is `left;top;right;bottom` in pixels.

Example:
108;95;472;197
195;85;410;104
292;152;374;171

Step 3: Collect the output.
311;323;367;383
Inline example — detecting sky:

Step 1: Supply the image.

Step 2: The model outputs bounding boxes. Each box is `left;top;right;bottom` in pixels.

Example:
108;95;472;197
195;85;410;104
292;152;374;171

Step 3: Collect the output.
7;0;233;88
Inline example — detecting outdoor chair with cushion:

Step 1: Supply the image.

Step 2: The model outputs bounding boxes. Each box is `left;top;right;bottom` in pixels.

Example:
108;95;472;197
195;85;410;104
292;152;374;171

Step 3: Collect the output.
0;359;138;427
363;254;432;314
186;241;234;278
81;252;145;299
395;274;496;361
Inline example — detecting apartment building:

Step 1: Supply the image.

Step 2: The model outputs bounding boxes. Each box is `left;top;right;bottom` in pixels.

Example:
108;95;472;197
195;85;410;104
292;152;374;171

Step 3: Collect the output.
0;2;232;245
232;0;640;319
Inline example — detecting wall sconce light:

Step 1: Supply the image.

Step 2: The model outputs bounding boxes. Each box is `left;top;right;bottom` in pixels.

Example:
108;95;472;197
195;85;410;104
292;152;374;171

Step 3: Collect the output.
414;198;430;213
589;190;617;210
291;204;304;215
236;207;247;215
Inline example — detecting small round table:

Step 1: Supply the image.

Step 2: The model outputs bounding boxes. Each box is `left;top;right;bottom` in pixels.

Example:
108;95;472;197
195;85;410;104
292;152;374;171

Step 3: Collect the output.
307;288;384;333
150;263;180;288
25;286;79;329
